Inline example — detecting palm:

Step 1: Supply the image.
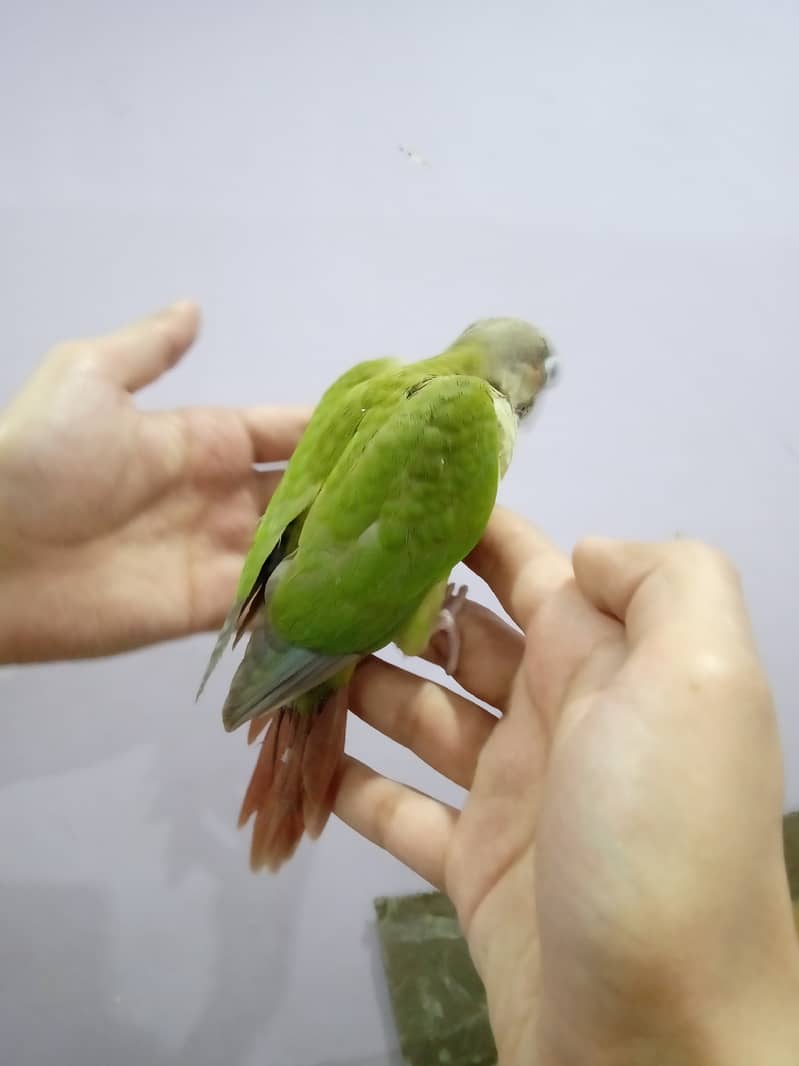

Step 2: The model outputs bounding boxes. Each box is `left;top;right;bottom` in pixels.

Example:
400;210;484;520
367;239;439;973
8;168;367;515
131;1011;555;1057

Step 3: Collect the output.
338;512;634;1059
338;513;793;1063
0;304;306;660
444;552;612;895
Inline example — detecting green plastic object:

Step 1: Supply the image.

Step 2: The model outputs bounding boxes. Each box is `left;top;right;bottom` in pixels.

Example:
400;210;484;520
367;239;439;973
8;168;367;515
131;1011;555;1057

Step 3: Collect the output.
784;810;799;900
374;813;799;1063
374;892;497;1066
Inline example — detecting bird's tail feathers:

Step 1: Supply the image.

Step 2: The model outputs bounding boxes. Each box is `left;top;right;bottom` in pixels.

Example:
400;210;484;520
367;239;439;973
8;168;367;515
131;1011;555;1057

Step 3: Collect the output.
238;686;349;872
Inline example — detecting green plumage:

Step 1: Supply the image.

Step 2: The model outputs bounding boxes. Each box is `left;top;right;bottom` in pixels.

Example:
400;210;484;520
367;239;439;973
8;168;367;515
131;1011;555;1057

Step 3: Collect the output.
234;356;400;602
270;373;499;653
198;317;554;872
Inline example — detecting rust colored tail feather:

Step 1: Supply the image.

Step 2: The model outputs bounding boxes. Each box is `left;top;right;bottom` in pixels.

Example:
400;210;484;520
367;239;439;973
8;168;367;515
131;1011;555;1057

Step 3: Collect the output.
238;687;349;872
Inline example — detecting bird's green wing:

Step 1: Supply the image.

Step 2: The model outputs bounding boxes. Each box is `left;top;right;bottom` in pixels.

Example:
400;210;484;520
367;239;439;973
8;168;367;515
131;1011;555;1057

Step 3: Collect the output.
236;357;401;601
268;375;501;655
196;356;399;696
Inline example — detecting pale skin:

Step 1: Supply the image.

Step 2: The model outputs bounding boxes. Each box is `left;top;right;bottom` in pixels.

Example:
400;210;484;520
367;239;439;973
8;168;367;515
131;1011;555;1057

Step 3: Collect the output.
0;302;308;660
1;304;798;1065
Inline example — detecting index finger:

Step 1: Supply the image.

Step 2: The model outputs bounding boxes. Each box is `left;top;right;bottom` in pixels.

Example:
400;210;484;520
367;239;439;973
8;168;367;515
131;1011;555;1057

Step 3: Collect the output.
465;506;572;630
239;405;312;464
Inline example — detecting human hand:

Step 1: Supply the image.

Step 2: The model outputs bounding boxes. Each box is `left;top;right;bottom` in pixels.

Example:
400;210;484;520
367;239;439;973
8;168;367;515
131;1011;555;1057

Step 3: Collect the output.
0;303;307;662
335;508;799;1065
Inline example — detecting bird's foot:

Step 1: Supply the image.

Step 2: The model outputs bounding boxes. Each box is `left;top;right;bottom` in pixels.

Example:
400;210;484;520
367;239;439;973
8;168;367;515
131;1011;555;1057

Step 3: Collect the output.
433;583;468;676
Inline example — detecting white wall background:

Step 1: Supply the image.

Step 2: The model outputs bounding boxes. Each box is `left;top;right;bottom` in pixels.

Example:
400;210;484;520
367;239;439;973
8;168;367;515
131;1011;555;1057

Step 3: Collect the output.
1;2;797;1064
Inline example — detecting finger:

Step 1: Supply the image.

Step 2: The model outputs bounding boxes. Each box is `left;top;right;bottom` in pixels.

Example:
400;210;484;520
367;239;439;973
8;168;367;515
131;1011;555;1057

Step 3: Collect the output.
572;537;751;647
92;301;201;392
239;405;312;464
202;472;284;555
250;468;286;515
465;506;572;629
420;599;524;709
349;658;496;788
334;756;457;889
204;471;284;550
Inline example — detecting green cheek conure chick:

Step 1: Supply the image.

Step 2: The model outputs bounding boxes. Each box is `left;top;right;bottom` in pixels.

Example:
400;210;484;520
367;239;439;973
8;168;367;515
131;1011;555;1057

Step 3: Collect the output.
197;317;556;872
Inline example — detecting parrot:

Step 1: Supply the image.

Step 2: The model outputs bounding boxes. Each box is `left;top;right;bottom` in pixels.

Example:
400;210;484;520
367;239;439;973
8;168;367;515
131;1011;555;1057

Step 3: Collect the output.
197;317;556;873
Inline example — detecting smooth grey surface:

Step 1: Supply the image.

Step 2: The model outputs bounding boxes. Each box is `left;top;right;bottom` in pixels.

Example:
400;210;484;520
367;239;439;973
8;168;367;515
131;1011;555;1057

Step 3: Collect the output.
1;2;798;1064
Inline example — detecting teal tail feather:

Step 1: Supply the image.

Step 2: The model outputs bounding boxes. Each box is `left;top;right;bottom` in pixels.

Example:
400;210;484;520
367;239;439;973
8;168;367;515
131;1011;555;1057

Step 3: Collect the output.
221;624;355;732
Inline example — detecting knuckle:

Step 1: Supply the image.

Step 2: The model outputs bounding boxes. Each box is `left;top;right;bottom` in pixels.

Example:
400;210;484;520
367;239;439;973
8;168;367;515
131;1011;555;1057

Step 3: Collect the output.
396;691;427;752
668;539;741;586
683;648;737;692
372;788;402;849
682;646;769;707
48;339;95;374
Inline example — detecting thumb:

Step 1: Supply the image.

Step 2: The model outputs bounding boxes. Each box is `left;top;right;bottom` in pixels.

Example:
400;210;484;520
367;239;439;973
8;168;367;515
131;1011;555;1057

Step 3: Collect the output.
572;536;747;647
572;537;659;626
90;300;201;392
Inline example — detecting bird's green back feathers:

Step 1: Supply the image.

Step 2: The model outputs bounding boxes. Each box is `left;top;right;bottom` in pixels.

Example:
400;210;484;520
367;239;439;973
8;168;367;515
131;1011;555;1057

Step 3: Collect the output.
268;373;501;653
199;318;552;701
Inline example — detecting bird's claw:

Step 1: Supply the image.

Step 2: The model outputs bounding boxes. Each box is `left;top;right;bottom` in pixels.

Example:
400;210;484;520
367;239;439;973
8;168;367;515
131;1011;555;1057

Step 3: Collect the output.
434;583;468;676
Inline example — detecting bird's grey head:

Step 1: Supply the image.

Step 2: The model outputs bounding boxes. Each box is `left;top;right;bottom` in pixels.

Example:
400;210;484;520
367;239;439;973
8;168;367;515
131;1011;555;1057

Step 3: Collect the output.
455;317;556;418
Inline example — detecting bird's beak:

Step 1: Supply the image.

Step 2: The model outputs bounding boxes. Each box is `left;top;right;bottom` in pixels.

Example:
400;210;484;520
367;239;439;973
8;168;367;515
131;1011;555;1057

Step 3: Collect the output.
543;350;560;387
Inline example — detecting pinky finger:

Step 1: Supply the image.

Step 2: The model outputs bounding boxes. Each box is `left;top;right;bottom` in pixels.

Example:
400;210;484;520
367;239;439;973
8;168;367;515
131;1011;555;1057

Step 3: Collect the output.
334;756;457;890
